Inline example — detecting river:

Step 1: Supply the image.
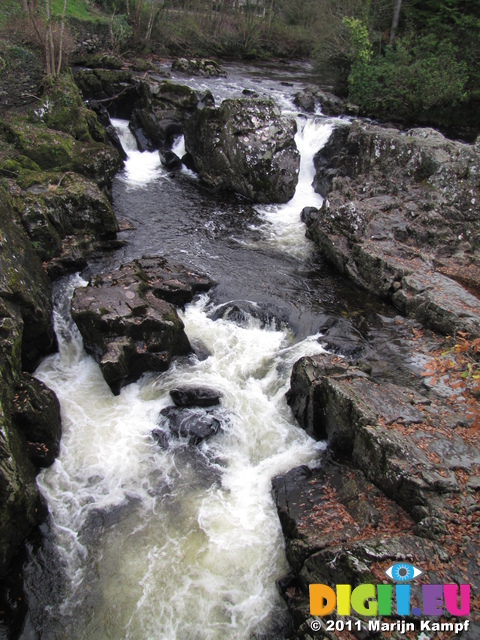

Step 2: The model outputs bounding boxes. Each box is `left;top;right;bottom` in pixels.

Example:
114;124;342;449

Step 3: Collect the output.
2;62;409;640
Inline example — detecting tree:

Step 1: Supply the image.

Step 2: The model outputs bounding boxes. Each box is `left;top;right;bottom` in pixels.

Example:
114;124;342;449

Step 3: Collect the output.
23;0;69;76
389;0;402;44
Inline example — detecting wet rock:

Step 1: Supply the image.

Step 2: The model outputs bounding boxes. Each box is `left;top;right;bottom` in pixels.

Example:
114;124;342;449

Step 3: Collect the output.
309;120;480;337
293;85;358;117
184;98;300;203
15;172;118;265
159;150;182;171
287;352;480;524
0;188;59;575
131;80;200;150
171;58;226;77
0;188;55;370
71;256;213;394
170;386;222;408
210;300;289;330
300;206;319;226
12;374;61;469
158;406;222;445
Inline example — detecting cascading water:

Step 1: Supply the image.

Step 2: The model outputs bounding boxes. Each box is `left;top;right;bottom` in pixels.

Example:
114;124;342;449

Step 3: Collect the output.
26;96;335;639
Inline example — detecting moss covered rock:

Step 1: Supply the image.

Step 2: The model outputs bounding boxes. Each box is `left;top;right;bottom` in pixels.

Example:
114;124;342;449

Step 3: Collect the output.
35;73;108;144
0;188;55;370
0;188;61;577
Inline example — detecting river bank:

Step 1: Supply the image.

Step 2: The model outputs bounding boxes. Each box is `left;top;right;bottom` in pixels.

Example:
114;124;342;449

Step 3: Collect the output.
0;54;479;639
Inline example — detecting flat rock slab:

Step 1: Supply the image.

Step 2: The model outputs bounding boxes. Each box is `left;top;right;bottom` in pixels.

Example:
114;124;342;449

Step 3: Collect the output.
71;256;213;394
283;352;480;637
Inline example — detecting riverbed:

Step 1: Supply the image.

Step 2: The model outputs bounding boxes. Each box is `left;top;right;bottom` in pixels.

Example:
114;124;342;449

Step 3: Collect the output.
2;61;420;640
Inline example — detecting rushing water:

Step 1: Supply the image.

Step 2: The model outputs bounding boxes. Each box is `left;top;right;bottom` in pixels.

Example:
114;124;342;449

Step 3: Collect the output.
9;72;345;640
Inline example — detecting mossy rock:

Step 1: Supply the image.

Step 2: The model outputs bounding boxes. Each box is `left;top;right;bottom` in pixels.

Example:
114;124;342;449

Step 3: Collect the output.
131;58;157;72
2;120;74;170
82;53;124;70
36;73;108;144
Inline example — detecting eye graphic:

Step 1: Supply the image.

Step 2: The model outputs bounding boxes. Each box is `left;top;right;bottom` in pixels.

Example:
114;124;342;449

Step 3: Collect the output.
385;563;423;582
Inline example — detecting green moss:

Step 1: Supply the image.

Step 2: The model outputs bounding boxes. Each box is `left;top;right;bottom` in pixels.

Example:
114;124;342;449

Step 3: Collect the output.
39;74;103;143
16;171;63;190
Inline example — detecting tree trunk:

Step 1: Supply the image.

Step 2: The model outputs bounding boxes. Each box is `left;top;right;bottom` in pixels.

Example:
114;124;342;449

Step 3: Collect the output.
56;0;68;75
390;0;402;44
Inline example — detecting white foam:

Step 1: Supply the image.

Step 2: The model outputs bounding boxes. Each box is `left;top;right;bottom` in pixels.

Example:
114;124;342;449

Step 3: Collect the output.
35;286;326;639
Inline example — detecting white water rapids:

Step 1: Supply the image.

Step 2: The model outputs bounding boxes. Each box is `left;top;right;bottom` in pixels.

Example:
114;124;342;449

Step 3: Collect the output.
32;114;335;639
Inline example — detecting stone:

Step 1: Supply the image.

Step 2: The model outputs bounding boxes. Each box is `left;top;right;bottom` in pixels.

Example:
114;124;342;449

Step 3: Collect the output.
131;80;200;149
309;120;480;337
71;256;213;394
184;98;300;203
12;374;61;468
171;58;226;77
158;406;222;445
170;386;222;408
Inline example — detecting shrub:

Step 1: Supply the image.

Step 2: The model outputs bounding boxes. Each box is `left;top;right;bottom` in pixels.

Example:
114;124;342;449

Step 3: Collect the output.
346;29;468;122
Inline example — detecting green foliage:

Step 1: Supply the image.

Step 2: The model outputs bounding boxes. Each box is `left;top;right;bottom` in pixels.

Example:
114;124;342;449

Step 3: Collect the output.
346;31;469;122
342;16;372;63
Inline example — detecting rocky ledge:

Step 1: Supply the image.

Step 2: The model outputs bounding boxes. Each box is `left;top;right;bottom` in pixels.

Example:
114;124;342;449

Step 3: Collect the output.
275;351;480;638
71;256;213;394
0;188;61;577
307;121;480;338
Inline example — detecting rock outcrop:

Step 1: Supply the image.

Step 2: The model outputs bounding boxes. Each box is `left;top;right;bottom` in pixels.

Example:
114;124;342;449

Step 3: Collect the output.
0;188;61;578
0;76;123;279
71;256;213;394
293;85;358;117
185;98;300;203
279;351;480;638
308;121;480;337
131;80;201;150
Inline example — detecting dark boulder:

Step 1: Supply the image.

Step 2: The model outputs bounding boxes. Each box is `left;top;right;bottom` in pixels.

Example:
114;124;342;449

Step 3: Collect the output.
157;406;223;445
170;386;222;408
71;256;213;394
184;98;300;203
209;300;289;330
131;80;200;150
12;374;62;468
159;150;182;171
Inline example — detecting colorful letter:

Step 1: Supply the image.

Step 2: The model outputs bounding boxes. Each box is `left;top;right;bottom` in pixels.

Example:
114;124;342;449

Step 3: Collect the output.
309;584;336;616
377;584;392;616
422;585;443;616
351;584;377;616
336;584;351;616
396;584;410;616
444;584;470;616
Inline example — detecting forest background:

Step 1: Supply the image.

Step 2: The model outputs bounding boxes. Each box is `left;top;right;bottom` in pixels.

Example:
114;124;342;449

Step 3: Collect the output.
0;0;479;128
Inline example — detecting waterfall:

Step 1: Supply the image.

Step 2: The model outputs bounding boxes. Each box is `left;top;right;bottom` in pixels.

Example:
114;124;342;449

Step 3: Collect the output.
26;91;335;639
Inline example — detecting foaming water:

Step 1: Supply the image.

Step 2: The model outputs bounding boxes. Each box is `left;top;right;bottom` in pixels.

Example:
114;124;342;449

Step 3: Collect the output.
27;73;338;639
112;119;166;186
35;284;326;639
254;118;333;259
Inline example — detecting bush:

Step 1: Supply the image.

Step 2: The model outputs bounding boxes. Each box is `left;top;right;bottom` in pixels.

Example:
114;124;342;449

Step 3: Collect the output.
347;31;468;122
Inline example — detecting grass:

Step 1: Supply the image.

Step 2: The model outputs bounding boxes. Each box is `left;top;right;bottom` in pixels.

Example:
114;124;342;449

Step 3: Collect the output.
0;0;105;25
